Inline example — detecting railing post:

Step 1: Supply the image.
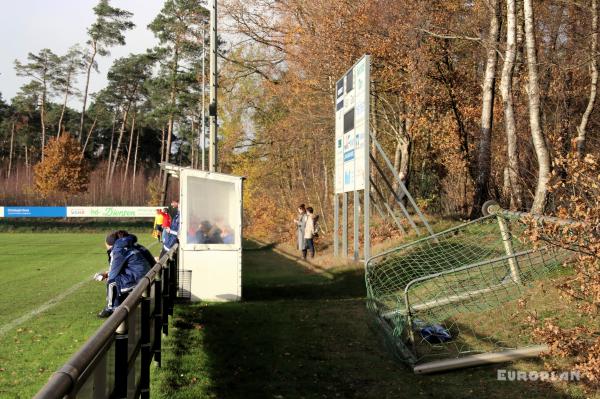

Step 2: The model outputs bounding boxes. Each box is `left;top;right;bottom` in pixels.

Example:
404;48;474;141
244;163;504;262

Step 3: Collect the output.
33;246;179;399
154;272;162;367
162;263;170;336
114;319;129;399
168;255;177;315
140;286;151;399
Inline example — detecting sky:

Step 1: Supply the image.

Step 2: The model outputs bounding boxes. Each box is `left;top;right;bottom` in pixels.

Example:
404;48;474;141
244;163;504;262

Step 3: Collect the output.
0;0;164;108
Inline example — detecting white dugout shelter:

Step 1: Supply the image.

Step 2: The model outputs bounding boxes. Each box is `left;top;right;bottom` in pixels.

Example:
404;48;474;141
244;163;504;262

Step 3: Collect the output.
162;164;243;302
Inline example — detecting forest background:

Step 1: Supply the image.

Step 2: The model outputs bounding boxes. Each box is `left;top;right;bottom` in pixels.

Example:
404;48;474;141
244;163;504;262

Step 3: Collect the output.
1;0;599;385
1;0;599;241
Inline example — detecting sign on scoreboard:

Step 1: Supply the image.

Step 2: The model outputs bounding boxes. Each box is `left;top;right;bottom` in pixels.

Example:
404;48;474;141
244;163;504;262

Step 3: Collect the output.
335;55;370;194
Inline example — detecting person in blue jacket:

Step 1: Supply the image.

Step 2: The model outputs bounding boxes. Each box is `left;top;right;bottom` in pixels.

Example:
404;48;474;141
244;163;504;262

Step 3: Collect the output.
96;231;154;318
161;200;180;258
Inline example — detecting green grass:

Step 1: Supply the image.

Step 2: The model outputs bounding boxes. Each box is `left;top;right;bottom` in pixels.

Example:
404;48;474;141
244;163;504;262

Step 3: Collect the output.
0;219;153;233
150;243;588;399
0;229;591;398
0;231;157;399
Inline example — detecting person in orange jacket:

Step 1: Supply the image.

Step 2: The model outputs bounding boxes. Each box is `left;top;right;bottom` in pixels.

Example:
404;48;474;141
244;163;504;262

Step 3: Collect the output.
161;207;172;243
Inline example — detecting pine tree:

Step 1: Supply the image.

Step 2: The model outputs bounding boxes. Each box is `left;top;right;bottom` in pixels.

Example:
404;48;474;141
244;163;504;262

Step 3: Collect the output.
14;49;60;160
105;54;155;183
53;45;85;136
149;0;209;200
79;0;135;140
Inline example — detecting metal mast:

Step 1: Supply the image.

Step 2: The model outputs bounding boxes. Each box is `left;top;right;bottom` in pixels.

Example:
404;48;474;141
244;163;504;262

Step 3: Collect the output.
209;0;218;172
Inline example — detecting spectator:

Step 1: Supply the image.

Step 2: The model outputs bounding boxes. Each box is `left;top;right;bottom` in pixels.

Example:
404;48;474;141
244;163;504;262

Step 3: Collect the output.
294;204;308;256
303;207;317;259
187;217;201;243
96;231;153;318
207;223;223;244
161;207;171;243
161;200;180;258
195;221;212;244
221;226;235;244
152;208;164;242
215;219;235;244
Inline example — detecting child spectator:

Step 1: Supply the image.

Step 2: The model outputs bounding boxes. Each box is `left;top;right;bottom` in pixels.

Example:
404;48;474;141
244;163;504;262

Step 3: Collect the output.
95;231;153;318
152;208;164;241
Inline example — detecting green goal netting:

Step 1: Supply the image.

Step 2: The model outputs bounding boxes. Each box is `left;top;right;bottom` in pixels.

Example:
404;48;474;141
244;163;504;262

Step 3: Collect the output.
365;209;575;373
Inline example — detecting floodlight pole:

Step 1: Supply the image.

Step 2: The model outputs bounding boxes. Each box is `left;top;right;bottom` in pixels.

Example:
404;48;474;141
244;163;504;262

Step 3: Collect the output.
363;55;371;263
201;27;206;171
334;194;339;257
209;0;218;172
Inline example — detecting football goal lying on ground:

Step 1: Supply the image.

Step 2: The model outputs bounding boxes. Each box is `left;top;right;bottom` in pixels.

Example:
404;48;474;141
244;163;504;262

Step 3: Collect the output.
366;202;576;374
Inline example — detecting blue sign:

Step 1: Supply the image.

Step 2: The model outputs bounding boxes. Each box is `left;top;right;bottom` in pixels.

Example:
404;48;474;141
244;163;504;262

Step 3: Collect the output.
3;207;67;218
344;150;355;162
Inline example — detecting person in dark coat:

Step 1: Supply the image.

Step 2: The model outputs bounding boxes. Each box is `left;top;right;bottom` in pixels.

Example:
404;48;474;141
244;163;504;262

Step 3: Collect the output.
161;200;180;259
96;231;153;318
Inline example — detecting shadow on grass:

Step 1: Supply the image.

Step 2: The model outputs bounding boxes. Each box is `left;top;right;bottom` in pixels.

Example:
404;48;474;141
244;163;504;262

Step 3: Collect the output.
152;245;571;399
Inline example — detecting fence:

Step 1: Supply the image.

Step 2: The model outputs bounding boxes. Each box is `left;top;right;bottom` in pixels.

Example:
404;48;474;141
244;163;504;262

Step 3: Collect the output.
33;245;179;399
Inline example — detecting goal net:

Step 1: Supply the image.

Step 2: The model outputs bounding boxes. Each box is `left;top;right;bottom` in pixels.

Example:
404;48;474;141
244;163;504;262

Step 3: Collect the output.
365;209;575;372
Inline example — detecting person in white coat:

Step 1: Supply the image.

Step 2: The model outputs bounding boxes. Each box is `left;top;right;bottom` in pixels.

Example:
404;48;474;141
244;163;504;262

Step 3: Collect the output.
303;207;317;259
294;204;308;254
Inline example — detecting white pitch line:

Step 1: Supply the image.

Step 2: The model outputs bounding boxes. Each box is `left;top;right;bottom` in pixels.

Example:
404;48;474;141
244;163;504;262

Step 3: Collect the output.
0;238;160;338
0;279;91;338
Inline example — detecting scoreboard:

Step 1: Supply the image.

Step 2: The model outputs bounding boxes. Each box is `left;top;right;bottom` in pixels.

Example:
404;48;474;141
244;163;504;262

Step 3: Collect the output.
335;55;370;194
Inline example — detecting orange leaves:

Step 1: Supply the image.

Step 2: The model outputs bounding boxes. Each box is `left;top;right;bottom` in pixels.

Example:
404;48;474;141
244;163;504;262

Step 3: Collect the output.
33;134;90;199
524;152;600;387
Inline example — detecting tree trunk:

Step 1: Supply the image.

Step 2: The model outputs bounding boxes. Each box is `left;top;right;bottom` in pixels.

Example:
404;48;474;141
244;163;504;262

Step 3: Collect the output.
105;110;118;185
25;144;29;180
398;139;411;187
7;121;15;179
515;0;525;71
132;128;140;191
159;125;166;182
471;0;501;218
81;116;98;159
123;111;137;185
540;5;565;114
80;44;97;141
109;103;131;183
576;0;598;158
309;152;329;233
500;0;524;209
323;156;329;215
161;125;166;163
40;85;47;161
524;0;552;213
165;73;178;164
370;90;378;187
295;155;312;205
160;46;180;205
57;71;72;137
388;136;411;208
439;47;473;179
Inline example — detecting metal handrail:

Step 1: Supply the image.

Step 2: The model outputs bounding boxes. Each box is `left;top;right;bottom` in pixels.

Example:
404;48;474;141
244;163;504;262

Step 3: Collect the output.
33;245;179;399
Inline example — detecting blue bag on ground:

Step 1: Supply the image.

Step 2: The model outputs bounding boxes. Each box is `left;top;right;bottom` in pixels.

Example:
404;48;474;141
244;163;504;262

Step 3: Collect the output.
413;319;453;343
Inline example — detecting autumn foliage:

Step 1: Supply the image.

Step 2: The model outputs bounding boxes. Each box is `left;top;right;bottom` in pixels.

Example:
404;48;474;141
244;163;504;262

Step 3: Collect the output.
34;134;90;199
526;154;600;386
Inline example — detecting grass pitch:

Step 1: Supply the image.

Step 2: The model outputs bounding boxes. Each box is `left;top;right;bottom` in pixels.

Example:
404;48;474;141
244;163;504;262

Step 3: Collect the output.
0;231;156;398
0;229;592;399
150;243;589;399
